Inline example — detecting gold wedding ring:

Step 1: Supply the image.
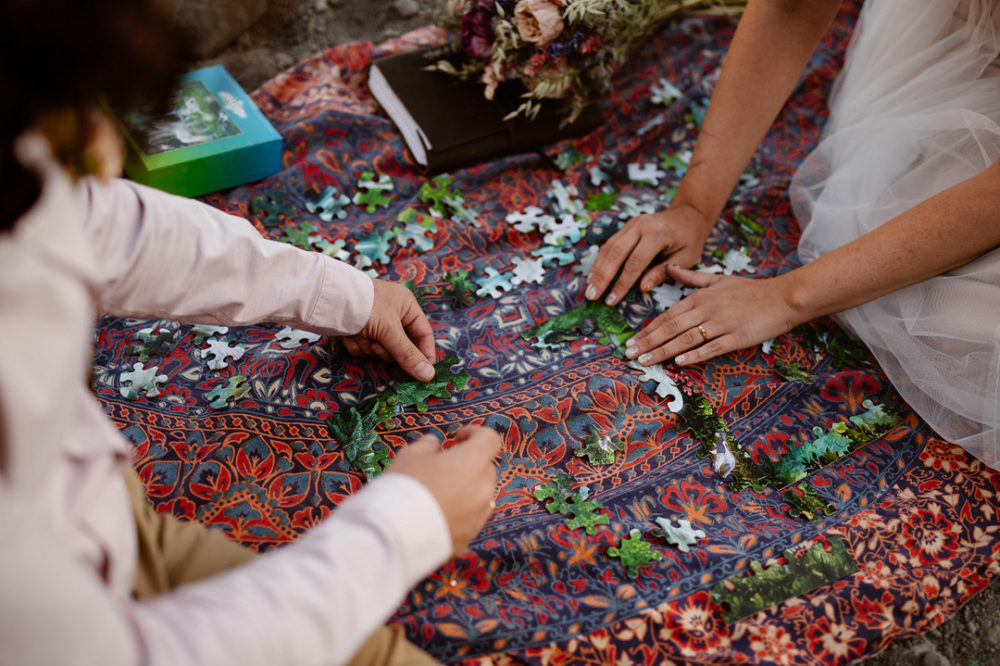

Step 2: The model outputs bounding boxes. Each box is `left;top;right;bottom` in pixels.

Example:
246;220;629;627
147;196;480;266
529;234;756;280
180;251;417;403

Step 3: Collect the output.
697;325;709;342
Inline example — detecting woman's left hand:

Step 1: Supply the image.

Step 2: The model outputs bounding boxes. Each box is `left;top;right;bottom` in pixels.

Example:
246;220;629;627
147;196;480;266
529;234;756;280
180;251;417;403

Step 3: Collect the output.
625;265;803;366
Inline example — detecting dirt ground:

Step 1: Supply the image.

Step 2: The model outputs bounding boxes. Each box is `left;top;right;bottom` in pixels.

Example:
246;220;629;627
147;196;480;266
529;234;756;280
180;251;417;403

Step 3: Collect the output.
204;2;999;665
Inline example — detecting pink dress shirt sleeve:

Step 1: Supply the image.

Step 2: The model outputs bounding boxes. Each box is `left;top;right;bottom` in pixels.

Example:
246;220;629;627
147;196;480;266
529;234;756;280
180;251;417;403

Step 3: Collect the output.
82;177;375;336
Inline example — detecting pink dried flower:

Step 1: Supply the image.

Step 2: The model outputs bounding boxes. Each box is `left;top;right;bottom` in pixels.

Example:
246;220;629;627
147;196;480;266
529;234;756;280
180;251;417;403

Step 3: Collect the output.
512;0;564;47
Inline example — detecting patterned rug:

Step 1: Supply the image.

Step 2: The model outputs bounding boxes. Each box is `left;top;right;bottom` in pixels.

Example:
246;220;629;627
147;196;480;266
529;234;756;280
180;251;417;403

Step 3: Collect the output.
92;2;1000;663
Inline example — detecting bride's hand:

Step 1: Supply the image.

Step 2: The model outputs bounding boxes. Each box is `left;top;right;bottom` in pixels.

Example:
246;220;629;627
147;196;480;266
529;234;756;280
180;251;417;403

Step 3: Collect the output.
586;203;711;306
625;266;803;366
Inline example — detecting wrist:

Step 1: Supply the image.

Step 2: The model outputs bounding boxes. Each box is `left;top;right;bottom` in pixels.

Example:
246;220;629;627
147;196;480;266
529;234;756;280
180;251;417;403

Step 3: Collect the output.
775;268;822;326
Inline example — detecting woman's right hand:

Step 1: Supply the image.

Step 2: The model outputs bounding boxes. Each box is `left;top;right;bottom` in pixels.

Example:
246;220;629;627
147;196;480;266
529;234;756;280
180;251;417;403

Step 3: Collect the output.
586;202;712;306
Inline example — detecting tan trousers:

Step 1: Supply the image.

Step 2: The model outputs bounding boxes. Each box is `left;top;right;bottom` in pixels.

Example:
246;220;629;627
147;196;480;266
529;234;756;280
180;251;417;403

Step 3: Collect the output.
125;471;439;665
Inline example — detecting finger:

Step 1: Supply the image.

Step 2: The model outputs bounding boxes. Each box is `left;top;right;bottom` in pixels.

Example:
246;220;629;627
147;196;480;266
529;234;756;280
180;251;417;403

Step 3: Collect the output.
380;319;435;381
624;298;697;358
667;265;724;289
639;260;675;293
354;337;376;357
607;241;664;306
634;323;708;366
369;341;392;362
401;303;437;365
452;426;503;459
674;333;742;366
397;432;441;459
342;338;362;357
587;227;639;300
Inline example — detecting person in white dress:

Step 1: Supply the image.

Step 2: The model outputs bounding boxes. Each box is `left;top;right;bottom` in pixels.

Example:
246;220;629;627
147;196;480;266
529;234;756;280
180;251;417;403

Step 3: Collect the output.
587;0;1000;468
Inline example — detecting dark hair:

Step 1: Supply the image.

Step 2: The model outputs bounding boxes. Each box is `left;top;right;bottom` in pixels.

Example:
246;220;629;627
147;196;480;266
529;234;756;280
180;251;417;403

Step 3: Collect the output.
0;0;190;230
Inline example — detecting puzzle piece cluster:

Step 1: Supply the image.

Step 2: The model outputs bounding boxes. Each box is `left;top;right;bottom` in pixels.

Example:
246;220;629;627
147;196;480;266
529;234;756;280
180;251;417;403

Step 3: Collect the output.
532;475;608;535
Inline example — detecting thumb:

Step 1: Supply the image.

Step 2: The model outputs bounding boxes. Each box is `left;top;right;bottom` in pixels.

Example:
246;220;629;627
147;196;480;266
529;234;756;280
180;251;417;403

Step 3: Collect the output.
666;264;722;289
381;320;435;382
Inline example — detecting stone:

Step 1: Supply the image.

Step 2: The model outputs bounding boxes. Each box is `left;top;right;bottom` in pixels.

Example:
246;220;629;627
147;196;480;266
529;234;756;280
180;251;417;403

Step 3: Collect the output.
175;0;267;59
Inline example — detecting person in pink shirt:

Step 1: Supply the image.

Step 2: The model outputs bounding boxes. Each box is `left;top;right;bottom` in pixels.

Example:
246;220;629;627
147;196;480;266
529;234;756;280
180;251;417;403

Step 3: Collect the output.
0;1;499;664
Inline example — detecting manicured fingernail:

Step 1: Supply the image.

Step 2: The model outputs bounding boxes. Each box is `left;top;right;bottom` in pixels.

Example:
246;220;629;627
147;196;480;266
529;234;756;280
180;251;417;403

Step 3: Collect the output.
585;285;597;300
639;353;652;364
415;361;433;380
675;354;686;364
625;345;638;359
605;292;618;306
640;282;652;293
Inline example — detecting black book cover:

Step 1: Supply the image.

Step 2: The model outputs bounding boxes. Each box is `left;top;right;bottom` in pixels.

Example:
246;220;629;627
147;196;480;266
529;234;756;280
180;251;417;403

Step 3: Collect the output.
369;44;604;174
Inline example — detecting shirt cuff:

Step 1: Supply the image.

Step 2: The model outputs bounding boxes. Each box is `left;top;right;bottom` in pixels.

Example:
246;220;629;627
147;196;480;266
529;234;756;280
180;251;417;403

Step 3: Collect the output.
306;258;374;336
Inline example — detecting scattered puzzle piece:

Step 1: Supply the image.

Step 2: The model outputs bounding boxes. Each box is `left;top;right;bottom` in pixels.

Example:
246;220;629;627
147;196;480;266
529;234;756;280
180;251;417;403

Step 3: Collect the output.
585;190;617;211
710;430;737;478
282;221;319;249
506;206;555;234
628;360;685;412
391;354;471;412
353;229;395;268
474;266;514;299
119;362;168;400
720;247;755;274
659;150;691;176
608;529;663;578
613;195;657;220
274;326;322;349
574;425;625;466
532;473;586;515
393;221;434;252
649;282;689;310
205;375;250;409
510;256;546;286
250;193;295;227
553;148;586;170
127;327;175;361
543;214;586;247
443;269;477;309
783;483;836;522
531;245;576;267
563;495;609;535
353;171;393;213
312;237;350;262
627;162;667;185
200;338;245;370
651;517;706;553
306;186;351;221
650;77;682;106
546;179;585;217
573;244;600;276
418;174;458;217
191;324;229;344
443;194;481;227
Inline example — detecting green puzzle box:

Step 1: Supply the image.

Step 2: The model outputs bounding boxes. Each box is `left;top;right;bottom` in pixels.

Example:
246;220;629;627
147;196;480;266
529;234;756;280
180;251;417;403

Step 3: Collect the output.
116;65;281;197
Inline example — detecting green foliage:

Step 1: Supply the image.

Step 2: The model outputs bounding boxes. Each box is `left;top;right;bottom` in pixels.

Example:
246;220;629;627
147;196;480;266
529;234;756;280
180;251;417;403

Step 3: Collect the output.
795;321;872;367
712;537;857;623
773;360;814;383
326;355;470;479
585;190;618;211
678;390;768;492
522;300;635;351
573;425;625;466
732;213;764;246
563;496;609;534
402;280;431;308
782;483;836;521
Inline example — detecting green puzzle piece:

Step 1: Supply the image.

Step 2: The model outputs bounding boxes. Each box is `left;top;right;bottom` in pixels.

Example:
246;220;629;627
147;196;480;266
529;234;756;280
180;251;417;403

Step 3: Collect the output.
532;473;584;514
418;174;457;217
608;529;663;578
443;270;477;309
391;355;470;412
127;328;175;362
353;171;394;213
205;375;250;409
282;221;318;249
563;496;609;535
573;426;625;466
251;193;296;227
522;300;635;351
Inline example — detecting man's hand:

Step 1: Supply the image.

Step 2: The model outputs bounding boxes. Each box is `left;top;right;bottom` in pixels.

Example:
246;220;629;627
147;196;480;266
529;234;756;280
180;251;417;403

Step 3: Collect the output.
342;279;436;382
387;427;502;556
586;203;711;306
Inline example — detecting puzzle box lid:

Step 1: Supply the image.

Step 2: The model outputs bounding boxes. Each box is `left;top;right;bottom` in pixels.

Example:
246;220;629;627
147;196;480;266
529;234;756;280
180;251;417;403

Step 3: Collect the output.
117;65;281;197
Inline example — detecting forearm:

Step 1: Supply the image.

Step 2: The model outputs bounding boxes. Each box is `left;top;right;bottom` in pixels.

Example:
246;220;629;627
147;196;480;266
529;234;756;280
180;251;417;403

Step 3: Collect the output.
674;0;842;229
783;161;1000;321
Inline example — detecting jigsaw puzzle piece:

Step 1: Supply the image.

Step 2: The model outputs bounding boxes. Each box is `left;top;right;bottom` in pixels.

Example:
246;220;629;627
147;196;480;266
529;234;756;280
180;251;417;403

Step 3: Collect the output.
127;327;176;362
531;245;576;267
200;338;246;370
353;229;395;268
542;214;586;247
573;426;625;466
510;256;546;286
353;171;394;213
506;206;555;234
474;266;514;299
562;496;609;535
608;529;664;578
274;326;322;349
205;375;250;409
119;362;168;400
306;186;351;221
443;269;476;309
651;517;707;553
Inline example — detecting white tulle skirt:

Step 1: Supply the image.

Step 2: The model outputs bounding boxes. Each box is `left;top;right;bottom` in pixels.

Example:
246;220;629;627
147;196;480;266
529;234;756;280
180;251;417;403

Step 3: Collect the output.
790;0;1000;468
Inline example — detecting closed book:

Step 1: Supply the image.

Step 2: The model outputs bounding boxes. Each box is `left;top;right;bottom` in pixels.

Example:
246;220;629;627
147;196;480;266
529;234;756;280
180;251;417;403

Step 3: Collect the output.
369;45;603;174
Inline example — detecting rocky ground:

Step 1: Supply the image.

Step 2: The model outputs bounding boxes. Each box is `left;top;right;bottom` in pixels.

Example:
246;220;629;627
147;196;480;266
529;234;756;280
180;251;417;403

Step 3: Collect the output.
180;1;998;664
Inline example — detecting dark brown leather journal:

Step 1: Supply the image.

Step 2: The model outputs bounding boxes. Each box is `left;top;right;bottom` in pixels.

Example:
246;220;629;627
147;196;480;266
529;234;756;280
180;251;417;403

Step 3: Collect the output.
369;44;603;174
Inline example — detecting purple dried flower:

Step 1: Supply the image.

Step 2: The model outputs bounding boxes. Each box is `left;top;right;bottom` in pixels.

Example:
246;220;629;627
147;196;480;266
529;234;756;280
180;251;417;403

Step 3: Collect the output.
460;1;496;60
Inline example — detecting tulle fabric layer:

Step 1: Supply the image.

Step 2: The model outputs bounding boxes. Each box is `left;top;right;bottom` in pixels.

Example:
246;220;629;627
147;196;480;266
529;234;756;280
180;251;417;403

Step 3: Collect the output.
790;0;1000;467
